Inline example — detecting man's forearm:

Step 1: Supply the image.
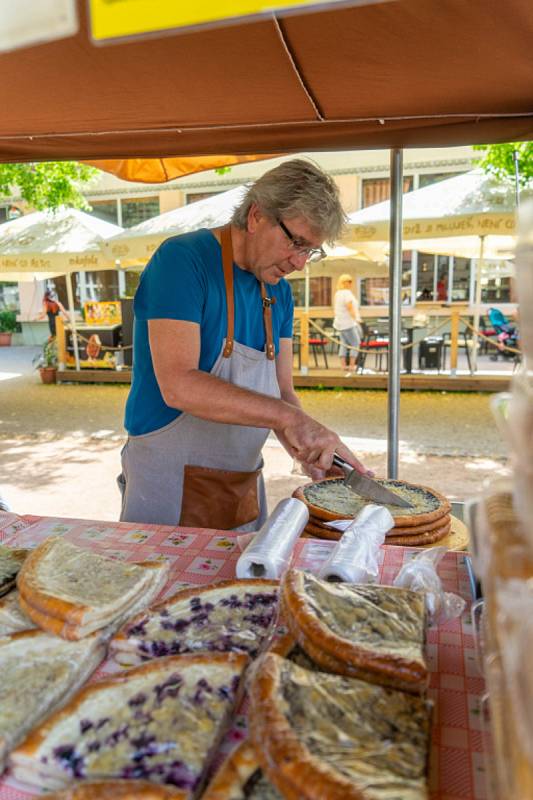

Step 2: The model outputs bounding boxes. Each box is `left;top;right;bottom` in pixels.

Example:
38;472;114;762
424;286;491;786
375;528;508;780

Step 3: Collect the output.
162;369;299;430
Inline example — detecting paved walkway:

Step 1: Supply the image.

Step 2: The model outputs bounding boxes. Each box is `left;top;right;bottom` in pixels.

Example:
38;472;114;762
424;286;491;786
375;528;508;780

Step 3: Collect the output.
0;346;510;521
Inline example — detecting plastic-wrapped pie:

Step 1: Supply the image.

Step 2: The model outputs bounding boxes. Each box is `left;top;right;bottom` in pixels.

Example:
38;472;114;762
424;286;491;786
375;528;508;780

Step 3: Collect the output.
46;780;186;799
282;570;428;694
0;545;28;597
10;652;248;793
249;653;432;800
111;579;279;666
295;478;450;526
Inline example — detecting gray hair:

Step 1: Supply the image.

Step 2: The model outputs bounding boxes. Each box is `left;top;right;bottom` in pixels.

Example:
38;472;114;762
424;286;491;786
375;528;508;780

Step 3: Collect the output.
232;159;345;244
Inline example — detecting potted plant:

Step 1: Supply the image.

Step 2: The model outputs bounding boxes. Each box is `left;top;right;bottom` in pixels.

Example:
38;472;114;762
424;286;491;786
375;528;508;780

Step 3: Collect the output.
33;339;58;384
0;310;17;346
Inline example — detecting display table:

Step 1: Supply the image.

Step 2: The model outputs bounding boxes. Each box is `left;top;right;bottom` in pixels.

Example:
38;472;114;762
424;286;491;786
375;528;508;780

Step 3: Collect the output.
0;512;486;800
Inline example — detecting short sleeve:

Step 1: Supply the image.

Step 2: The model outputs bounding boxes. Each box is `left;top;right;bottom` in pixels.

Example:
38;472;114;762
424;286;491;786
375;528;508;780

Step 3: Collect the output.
134;238;205;323
279;281;294;339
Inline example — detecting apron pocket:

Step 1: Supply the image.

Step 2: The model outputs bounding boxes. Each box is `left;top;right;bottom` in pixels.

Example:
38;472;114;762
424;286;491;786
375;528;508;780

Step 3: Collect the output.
180;464;261;530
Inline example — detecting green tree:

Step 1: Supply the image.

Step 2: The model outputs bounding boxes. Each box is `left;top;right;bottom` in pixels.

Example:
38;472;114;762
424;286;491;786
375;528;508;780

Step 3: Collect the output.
473;141;533;186
0;161;97;211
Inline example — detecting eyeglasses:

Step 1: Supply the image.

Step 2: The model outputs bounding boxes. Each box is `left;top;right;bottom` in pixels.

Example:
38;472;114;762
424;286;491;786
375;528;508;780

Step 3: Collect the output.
277;219;326;263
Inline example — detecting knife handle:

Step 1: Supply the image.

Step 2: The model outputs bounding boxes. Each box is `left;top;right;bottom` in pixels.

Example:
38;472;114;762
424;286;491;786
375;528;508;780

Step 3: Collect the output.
332;453;351;476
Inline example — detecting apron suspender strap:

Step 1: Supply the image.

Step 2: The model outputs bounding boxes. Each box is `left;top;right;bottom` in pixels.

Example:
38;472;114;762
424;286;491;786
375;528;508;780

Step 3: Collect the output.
221;225;235;358
260;282;276;361
220;224;275;361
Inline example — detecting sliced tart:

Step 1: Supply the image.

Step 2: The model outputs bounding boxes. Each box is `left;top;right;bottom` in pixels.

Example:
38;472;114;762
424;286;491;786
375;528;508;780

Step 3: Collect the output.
281;570;428;694
0;590;36;635
46;779;187;799
249;653;432;800
111;579;279;666
18;537;169;639
0;545;28;597
10;652;248;794
202;742;282;800
0;629;105;774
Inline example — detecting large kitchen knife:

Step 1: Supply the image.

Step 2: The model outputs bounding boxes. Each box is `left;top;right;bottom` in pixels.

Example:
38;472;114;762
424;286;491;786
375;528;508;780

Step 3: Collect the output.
332;454;412;508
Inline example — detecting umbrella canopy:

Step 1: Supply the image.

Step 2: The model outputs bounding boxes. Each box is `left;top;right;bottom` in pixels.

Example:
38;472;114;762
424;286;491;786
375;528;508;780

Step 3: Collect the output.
0;208;123;274
105;186;247;265
86;155;281;183
345;170;517;258
0;0;531;162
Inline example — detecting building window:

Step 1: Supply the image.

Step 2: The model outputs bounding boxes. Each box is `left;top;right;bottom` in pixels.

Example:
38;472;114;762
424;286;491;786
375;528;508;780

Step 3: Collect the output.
451;257;470;302
89;200;119;225
361;176;413;208
185;191;226;204
417;172;461;189
121;197;160;228
481;275;511;304
360;258;412;307
290;277;331;307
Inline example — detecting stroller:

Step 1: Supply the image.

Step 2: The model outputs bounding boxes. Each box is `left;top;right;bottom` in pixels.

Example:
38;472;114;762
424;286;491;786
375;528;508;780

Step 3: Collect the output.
487;307;519;360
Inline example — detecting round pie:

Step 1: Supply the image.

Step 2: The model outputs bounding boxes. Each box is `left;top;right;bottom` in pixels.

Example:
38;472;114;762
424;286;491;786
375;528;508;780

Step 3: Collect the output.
294;478;450;528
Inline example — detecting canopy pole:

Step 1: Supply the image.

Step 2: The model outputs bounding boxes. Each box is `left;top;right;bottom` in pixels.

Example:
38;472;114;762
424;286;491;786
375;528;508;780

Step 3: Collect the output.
387;148;403;479
65;272;81;371
471;235;486;374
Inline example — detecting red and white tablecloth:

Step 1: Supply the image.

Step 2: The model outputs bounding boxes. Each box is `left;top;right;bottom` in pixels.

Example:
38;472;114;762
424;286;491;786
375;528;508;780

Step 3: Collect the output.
0;513;487;800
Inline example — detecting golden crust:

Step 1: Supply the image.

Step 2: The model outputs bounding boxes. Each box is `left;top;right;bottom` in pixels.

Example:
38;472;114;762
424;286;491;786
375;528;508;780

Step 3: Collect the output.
17;538;160;626
18;594;82;639
249;653;367;800
387;514;451;536
281;570;427;694
14;652;249;760
294;479;451;527
112;578;279;644
201;742;262;799
46;780;187;800
384;521;451;547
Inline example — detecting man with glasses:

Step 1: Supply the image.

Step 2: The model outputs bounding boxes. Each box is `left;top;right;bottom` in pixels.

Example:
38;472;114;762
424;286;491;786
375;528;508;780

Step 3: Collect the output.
119;159;369;528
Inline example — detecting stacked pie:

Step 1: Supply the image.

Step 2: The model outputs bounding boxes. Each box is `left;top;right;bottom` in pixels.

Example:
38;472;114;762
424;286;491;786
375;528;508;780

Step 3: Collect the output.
294;477;452;547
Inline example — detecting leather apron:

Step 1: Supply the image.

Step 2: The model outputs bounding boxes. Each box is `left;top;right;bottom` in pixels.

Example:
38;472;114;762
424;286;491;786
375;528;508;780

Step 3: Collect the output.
118;225;280;531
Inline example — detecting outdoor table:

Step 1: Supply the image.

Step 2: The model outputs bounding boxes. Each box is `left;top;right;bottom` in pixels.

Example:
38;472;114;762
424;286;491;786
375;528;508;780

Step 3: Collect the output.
0;512;487;800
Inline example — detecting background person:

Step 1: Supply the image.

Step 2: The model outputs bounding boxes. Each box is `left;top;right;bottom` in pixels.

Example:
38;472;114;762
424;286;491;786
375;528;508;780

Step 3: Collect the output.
333;274;362;376
118;159;370;530
36;289;67;338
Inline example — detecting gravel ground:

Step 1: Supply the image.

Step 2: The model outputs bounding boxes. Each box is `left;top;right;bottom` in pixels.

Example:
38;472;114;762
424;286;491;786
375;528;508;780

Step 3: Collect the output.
0;346;509;520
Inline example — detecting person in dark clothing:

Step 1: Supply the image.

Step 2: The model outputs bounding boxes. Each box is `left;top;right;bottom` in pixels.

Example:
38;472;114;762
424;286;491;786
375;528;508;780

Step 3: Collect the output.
38;290;67;337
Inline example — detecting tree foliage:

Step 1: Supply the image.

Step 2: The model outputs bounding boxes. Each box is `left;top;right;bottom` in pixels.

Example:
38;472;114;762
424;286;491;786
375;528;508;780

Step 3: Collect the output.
0;161;97;211
473;141;533;186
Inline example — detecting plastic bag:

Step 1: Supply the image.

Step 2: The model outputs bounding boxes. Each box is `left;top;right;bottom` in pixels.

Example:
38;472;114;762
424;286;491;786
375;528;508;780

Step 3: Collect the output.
393;546;465;624
318;505;394;583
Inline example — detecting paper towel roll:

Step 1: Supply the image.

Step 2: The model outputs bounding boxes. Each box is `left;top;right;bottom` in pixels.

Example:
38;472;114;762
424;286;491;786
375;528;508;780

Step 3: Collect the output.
235;498;309;579
318;505;394;583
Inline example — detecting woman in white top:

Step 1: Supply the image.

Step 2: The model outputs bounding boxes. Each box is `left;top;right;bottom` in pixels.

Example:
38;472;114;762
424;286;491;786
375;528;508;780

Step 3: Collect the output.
333;274;362;376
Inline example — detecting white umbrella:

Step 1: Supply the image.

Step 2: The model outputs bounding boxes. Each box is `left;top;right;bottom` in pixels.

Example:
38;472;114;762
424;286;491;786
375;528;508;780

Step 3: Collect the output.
346;169;518;370
0;208;123;369
104;186;247;266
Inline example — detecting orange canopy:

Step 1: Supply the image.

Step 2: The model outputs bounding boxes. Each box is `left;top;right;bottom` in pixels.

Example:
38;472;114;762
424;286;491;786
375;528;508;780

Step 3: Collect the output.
0;0;531;164
86;154;280;183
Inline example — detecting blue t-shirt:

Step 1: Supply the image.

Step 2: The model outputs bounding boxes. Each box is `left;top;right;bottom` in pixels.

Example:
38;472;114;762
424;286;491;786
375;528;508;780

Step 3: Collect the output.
125;228;294;435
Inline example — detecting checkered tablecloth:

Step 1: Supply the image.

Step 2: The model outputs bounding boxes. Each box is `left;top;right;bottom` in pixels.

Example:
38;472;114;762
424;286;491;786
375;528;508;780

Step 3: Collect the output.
0;512;486;800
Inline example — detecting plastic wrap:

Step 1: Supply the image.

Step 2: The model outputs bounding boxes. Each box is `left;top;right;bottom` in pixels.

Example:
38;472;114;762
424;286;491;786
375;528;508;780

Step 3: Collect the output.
393;546;465;625
235;498;309;580
317;505;393;583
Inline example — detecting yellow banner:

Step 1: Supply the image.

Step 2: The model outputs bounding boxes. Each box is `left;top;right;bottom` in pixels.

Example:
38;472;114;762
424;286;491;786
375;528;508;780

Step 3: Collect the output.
90;0;346;41
350;213;516;242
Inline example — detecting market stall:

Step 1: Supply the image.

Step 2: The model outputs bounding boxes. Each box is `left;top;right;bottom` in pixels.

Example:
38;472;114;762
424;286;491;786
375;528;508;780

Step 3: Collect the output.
0;510;484;799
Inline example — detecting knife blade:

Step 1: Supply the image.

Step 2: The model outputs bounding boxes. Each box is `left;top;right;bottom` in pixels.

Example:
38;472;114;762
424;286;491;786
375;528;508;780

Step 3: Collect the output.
332;454;412;508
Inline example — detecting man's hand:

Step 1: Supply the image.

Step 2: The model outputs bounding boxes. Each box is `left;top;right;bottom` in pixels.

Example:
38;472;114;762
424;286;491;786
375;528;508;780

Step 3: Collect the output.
276;408;369;475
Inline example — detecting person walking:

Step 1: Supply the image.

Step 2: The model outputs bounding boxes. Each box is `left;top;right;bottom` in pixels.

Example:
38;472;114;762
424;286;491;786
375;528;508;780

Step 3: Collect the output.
333;274;362;376
37;290;67;338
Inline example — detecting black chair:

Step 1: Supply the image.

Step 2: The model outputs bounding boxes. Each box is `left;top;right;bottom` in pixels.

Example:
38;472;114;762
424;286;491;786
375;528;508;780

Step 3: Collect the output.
308;335;329;368
356;330;389;372
418;337;444;372
442;331;475;374
292;333;301;370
